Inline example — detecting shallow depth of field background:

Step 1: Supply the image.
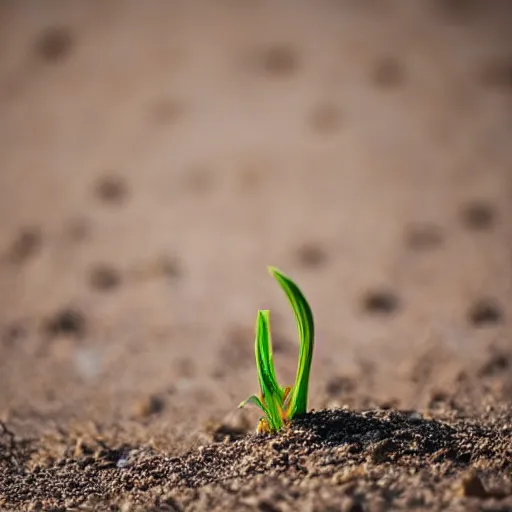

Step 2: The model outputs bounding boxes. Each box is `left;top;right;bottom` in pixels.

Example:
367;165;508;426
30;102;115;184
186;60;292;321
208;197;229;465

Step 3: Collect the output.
1;0;511;442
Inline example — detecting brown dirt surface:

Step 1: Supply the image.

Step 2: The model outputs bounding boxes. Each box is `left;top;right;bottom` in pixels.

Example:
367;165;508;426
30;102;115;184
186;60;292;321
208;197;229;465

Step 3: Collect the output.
1;400;512;510
1;0;512;510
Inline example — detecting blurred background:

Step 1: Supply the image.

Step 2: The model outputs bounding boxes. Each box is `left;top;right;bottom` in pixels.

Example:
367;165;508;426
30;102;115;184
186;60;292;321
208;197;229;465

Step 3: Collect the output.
1;0;511;444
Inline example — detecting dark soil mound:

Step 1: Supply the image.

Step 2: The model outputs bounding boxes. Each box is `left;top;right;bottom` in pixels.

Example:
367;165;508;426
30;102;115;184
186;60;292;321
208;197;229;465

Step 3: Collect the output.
2;408;511;511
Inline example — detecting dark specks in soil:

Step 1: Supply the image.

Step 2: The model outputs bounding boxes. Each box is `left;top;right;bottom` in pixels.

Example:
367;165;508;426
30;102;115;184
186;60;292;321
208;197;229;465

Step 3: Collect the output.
468;298;503;327
432;0;484;23
405;224;444;251
157;256;182;280
295;242;327;269
131;394;165;419
2;321;27;347
6;227;42;264
371;56;405;89
479;350;509;376
0;421;15;451
34;27;74;63
89;263;122;291
259;45;299;78
459;470;490;499
94;175;129;205
326;376;356;397
361;289;399;316
257;500;281;512
343;499;365;512
270;332;293;355
1;407;511;510
429;389;449;408
43;307;86;338
478;59;512;90
460;201;496;230
202;417;251;443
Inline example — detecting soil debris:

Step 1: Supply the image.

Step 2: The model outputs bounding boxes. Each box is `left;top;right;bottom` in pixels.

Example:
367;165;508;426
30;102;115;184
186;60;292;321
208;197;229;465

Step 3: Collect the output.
1;407;511;511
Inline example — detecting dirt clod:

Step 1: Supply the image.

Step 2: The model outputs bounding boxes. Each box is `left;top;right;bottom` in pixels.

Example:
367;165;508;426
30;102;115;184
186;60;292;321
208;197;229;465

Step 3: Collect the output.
468;299;502;327
460;201;496;230
35;27;73;63
132;395;164;418
371;56;405;88
95;175;129;205
261;45;298;77
343;499;365;512
459;470;489;499
7;227;42;264
1;407;511;510
43;308;86;338
479;59;512;90
295;243;327;268
89;264;122;291
361;290;399;316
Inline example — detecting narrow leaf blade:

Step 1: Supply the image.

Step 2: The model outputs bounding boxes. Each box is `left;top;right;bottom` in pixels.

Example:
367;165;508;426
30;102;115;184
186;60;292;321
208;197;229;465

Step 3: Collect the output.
255;310;284;402
255;310;285;432
238;394;266;413
268;266;315;418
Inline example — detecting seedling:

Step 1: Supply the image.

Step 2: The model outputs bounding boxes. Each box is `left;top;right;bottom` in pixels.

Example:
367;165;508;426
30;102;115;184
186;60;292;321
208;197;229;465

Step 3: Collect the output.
239;266;315;434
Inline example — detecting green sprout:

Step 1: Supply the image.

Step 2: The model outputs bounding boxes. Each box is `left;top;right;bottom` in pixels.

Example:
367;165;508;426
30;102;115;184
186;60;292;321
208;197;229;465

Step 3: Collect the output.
239;266;315;434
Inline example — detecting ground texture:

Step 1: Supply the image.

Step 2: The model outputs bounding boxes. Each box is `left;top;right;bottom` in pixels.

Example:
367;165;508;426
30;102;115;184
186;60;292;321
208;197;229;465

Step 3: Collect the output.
1;0;512;510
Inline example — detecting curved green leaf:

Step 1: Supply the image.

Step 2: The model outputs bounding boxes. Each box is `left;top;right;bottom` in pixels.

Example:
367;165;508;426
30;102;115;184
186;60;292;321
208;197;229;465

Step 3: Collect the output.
238;268;315;433
255;310;283;403
238;394;266;412
240;310;285;433
268;266;314;419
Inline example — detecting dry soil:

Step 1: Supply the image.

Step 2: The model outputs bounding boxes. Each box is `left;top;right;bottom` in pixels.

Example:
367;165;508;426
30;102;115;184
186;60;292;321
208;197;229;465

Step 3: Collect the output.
1;1;512;510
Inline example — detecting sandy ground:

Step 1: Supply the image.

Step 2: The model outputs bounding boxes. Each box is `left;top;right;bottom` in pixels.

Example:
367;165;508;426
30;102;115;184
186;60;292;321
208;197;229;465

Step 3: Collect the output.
1;0;512;510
